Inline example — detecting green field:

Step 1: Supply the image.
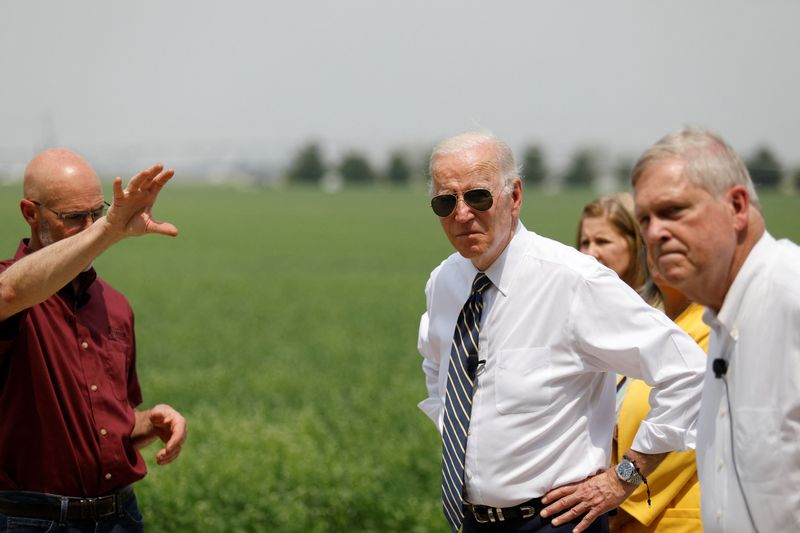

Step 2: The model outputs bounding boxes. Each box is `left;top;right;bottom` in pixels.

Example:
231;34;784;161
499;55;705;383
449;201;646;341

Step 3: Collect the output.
0;184;797;532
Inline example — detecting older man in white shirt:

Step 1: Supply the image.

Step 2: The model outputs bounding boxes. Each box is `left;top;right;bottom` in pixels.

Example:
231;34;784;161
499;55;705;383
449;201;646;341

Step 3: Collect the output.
632;127;800;533
418;131;706;533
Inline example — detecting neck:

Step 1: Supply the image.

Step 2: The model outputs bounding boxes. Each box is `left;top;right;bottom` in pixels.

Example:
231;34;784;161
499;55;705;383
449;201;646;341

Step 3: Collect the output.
707;208;766;313
660;286;691;320
471;220;517;272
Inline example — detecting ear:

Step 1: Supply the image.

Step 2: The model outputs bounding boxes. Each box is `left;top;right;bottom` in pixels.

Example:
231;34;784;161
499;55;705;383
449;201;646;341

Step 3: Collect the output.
19;199;38;226
510;178;523;218
725;185;750;232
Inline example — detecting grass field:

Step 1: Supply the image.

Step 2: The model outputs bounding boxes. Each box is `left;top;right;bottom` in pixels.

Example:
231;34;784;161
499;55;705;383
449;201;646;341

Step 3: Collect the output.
0;184;797;532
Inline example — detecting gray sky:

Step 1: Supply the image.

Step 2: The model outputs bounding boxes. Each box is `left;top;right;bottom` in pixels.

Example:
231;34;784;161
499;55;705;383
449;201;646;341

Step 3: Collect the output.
1;1;799;176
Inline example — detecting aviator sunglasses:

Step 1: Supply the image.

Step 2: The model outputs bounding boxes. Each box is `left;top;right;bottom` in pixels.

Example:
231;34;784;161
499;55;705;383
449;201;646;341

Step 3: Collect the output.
430;188;494;217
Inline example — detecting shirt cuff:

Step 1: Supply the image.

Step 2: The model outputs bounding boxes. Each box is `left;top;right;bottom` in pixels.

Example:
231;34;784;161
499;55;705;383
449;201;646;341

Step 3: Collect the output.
630;419;694;454
417;398;441;428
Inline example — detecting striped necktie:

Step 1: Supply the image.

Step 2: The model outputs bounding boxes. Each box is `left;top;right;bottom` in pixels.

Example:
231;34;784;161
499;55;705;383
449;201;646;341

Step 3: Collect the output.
441;272;493;532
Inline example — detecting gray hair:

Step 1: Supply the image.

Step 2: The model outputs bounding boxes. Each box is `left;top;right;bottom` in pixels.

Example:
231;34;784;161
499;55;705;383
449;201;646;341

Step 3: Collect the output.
428;130;520;194
631;126;760;211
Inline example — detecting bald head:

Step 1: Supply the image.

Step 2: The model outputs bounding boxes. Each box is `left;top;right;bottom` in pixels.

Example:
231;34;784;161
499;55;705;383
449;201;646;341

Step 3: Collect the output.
20;149;105;250
24;149;102;204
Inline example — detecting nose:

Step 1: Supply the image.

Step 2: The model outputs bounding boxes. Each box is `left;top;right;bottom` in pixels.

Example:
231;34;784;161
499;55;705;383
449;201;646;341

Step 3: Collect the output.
643;217;669;245
75;214;94;232
452;197;474;223
584;242;601;259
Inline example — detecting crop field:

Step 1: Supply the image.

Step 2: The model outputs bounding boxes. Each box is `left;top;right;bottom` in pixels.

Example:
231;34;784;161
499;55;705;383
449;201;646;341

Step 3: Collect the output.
0;184;797;532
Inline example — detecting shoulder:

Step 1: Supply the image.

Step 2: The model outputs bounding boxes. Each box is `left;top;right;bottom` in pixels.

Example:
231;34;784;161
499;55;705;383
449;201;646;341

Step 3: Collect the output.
758;237;800;306
0;257;16;274
519;230;610;283
427;251;470;284
93;277;134;313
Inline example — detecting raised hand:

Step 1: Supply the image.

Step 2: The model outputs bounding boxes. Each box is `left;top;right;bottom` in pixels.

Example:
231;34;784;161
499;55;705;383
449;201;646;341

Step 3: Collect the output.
105;164;178;237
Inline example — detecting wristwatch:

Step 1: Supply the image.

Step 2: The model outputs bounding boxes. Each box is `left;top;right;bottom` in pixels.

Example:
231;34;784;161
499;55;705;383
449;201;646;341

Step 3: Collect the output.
615;456;644;486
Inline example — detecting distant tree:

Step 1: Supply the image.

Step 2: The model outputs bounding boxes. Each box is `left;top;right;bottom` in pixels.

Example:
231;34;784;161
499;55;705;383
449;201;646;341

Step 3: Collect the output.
613;157;635;189
287;143;325;185
793;167;800;192
563;148;598;188
521;145;547;187
746;146;782;188
339;151;376;185
386;151;411;185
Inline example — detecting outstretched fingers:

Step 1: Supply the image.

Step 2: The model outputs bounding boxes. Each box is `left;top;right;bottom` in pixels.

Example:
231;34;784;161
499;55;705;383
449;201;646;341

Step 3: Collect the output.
112;176;125;200
145;217;179;237
126;163;164;193
148;167;175;192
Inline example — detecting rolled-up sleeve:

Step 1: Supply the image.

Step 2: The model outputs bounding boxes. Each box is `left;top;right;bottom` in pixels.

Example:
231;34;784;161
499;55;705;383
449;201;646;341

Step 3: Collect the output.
417;276;443;428
572;271;706;453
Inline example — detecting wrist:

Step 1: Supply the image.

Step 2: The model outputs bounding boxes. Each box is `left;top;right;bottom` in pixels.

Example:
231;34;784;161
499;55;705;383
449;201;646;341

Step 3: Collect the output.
615;455;651;506
96;216;129;243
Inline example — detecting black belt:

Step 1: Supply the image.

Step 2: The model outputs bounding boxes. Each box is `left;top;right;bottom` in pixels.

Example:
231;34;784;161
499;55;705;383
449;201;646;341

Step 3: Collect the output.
0;485;134;522
465;497;542;524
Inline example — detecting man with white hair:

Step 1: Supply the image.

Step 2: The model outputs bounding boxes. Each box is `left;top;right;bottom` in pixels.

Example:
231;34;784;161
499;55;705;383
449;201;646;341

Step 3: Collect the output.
418;131;706;532
0;149;187;532
632;127;800;532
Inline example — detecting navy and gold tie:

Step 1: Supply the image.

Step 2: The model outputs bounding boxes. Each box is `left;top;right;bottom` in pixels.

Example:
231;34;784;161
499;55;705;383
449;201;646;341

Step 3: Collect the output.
441;272;493;532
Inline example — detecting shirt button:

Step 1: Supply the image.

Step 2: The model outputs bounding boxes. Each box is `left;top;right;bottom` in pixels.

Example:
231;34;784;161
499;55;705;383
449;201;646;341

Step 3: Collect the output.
730;328;739;341
717;459;724;471
716;510;722;520
719;408;726;418
100;428;108;436
81;341;89;349
105;473;112;480
91;385;98;392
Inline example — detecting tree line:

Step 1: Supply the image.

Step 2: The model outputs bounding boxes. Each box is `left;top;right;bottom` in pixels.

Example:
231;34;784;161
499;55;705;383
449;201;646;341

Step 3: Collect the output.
284;142;798;191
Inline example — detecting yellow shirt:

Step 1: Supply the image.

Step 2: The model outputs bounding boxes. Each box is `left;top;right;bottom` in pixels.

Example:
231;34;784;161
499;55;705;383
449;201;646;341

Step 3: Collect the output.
617;303;709;532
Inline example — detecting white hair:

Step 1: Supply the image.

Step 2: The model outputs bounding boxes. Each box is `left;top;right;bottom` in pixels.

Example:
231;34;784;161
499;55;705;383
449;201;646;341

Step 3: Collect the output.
632;126;760;211
428;130;520;194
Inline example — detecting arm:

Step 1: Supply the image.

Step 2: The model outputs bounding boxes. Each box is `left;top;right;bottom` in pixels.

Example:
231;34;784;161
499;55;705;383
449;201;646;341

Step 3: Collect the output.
0;164;177;322
132;403;188;465
417;277;443;426
540;450;667;532
538;274;704;532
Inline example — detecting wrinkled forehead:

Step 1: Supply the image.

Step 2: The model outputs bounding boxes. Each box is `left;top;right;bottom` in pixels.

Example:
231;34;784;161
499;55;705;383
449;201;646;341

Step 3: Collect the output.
431;148;502;193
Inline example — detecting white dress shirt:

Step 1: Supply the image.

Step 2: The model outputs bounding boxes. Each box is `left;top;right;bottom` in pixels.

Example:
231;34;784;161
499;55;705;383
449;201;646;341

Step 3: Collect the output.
418;222;706;507
697;231;800;532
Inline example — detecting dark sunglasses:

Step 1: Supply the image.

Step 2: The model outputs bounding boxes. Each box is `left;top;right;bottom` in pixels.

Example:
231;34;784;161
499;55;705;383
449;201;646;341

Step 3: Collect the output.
430;188;494;217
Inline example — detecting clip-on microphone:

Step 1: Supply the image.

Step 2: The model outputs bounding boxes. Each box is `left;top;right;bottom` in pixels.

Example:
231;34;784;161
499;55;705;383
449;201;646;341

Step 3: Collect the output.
467;353;486;377
712;358;728;379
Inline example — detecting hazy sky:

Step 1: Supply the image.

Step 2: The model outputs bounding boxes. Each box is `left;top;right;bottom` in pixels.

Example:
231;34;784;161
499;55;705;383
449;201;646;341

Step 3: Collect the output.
1;1;799;174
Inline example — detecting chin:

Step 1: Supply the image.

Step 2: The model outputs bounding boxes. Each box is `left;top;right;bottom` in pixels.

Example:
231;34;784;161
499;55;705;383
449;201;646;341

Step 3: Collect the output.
456;245;486;259
659;266;690;288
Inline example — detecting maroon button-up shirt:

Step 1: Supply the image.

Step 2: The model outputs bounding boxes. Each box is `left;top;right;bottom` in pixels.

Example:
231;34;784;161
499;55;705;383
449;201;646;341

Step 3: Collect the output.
0;240;146;496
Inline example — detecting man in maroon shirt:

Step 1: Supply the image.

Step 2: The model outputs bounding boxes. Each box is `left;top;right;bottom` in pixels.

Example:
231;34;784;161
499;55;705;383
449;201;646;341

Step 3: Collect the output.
0;149;188;532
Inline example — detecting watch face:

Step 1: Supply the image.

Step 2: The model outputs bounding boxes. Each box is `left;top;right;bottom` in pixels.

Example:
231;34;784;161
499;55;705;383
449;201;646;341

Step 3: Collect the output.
617;461;635;480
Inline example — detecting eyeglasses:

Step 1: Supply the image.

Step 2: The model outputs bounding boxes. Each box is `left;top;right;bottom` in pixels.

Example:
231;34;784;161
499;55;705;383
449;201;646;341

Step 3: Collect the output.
430;188;494;217
30;200;110;227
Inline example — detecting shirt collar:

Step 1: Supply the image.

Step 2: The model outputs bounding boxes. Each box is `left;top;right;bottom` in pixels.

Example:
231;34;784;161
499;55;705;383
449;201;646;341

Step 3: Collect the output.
14;238;32;259
482;220;527;297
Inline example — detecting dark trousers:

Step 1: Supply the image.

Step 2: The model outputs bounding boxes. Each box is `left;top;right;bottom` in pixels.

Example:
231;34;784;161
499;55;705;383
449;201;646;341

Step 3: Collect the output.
462;510;609;533
0;490;143;533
